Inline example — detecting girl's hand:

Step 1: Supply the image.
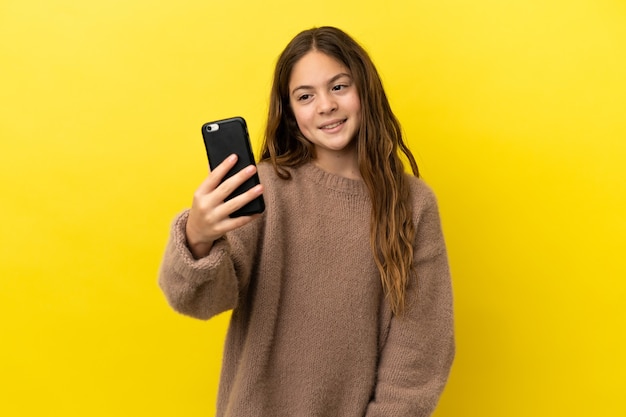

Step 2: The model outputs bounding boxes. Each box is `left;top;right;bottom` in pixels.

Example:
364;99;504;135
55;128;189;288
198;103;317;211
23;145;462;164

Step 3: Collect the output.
185;154;264;259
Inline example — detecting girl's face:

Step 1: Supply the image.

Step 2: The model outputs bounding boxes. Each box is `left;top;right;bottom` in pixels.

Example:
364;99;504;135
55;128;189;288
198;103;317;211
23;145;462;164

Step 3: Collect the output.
288;51;362;166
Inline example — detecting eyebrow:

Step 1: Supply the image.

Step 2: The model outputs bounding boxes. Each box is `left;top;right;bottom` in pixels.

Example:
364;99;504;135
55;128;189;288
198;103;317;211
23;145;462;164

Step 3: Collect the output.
291;72;352;96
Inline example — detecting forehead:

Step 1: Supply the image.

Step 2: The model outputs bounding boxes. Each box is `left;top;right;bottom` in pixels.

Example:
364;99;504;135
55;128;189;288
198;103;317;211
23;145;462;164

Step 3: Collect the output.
289;51;351;88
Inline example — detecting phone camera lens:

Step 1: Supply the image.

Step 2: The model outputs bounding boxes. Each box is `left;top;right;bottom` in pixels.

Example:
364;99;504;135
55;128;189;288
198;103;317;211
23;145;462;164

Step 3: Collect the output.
207;125;212;131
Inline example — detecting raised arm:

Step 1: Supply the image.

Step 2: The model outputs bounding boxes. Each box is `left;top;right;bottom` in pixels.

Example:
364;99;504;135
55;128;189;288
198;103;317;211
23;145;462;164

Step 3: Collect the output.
158;155;264;320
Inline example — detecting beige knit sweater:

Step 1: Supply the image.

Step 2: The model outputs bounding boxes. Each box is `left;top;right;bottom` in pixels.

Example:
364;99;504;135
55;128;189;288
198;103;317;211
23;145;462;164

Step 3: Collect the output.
159;162;454;417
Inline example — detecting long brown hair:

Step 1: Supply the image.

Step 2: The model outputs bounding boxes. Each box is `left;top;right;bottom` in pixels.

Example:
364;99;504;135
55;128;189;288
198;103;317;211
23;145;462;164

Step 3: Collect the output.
260;26;420;315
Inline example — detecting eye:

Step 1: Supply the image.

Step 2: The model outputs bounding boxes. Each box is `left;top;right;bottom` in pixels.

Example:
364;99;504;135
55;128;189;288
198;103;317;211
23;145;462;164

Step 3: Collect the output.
331;82;352;93
298;93;312;101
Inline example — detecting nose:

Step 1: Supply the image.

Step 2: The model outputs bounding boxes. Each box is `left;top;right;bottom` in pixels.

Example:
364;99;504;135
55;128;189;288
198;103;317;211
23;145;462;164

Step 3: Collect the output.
317;92;337;114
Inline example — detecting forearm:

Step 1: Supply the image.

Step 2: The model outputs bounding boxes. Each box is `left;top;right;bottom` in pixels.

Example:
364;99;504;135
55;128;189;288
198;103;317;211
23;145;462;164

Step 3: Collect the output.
365;294;455;417
158;211;239;320
365;323;454;417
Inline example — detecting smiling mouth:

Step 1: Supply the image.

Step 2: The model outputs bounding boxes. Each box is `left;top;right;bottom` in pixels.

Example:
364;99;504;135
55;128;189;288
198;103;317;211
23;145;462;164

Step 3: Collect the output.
320;119;346;130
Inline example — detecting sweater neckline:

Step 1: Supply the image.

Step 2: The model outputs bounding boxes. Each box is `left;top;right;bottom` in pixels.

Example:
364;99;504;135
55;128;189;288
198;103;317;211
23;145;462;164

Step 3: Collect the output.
298;162;369;196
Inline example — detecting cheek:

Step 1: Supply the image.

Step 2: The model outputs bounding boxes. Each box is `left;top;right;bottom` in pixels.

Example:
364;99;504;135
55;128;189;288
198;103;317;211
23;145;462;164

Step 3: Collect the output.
352;94;362;114
292;107;311;132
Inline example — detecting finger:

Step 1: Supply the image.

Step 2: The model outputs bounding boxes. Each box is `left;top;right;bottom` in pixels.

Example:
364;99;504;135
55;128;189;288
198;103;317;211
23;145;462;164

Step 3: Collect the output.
197;154;238;194
215;212;262;234
213;164;259;201
219;183;264;216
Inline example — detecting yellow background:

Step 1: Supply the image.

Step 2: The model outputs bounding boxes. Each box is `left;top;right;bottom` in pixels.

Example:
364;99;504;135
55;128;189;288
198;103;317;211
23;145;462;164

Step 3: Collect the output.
1;0;625;415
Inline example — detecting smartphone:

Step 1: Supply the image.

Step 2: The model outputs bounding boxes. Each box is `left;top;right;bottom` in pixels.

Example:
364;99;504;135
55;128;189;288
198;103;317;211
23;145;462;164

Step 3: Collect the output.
201;116;265;217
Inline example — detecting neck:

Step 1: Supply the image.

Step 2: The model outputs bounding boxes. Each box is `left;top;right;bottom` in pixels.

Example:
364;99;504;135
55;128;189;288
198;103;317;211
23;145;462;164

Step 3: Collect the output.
313;148;361;180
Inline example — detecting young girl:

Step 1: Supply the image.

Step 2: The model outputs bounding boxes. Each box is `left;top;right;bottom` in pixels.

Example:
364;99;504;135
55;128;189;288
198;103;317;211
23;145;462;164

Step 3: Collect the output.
159;26;454;417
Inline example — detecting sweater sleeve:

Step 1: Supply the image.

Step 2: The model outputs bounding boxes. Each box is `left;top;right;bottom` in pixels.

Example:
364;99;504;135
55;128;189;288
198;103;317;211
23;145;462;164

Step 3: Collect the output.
365;185;455;417
157;210;262;320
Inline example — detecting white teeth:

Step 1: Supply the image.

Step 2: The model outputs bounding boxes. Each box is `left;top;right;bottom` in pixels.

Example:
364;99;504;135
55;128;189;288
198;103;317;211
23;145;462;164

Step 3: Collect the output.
322;121;344;129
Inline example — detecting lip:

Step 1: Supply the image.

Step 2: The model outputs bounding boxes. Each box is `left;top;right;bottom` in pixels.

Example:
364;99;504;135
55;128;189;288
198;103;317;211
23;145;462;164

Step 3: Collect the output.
319;118;347;130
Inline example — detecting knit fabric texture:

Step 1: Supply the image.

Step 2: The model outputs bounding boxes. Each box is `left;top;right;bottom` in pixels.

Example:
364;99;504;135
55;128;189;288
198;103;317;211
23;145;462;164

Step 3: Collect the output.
159;161;455;417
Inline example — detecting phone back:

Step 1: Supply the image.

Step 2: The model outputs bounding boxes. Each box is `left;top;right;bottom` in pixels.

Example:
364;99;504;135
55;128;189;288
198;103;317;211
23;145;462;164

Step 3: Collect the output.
201;117;265;217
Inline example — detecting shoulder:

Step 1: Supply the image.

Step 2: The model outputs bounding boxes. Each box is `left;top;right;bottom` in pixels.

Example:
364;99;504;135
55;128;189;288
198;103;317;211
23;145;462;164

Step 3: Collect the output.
405;175;439;213
405;176;448;257
255;162;298;208
256;161;279;180
256;161;303;182
256;161;289;190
